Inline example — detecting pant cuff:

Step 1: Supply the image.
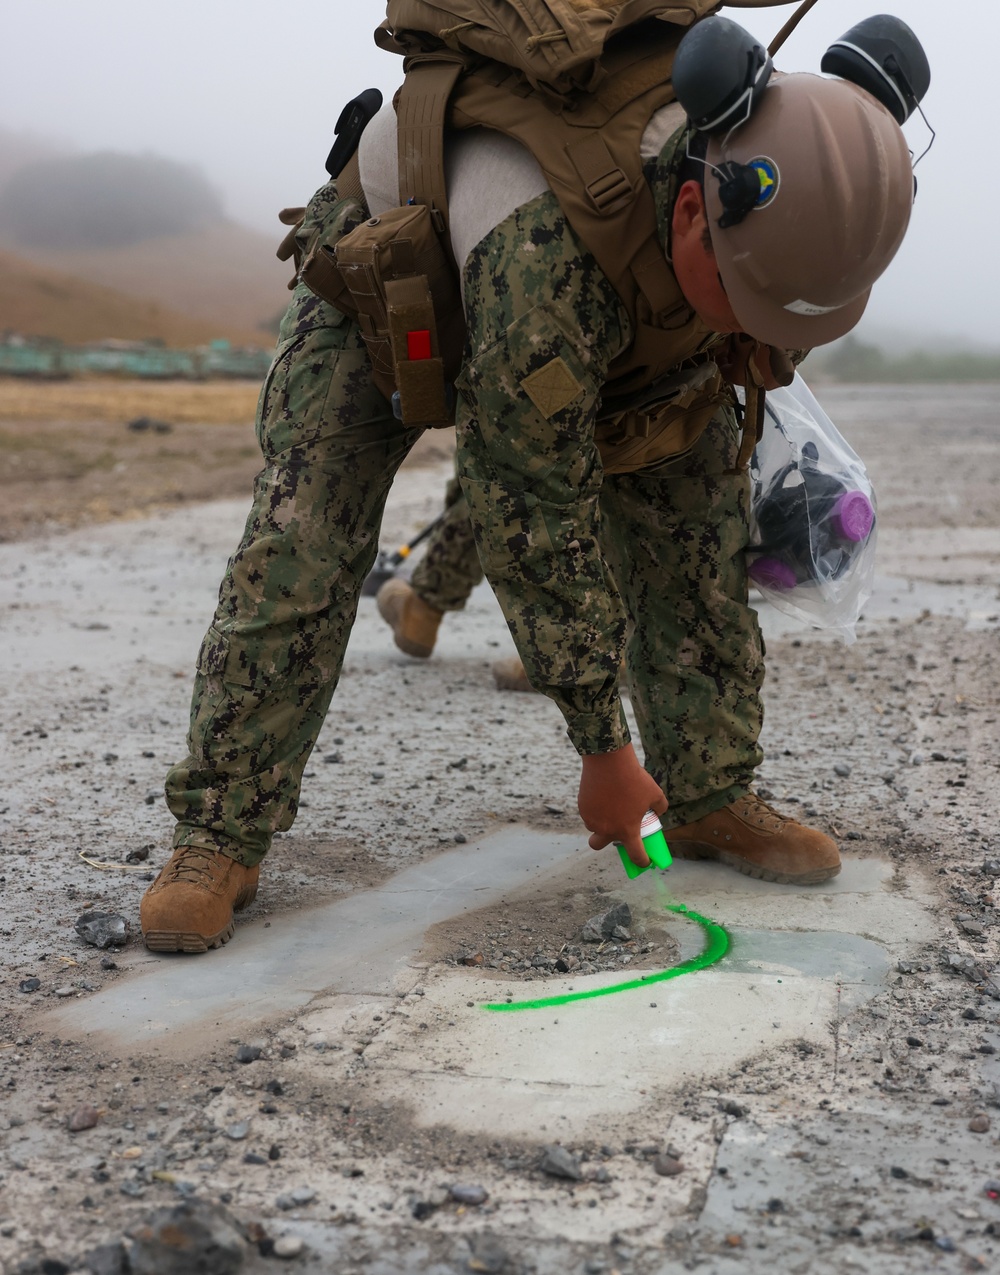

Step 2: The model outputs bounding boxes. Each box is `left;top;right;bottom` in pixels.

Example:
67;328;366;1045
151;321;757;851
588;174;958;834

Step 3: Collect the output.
662;783;751;831
172;826;268;869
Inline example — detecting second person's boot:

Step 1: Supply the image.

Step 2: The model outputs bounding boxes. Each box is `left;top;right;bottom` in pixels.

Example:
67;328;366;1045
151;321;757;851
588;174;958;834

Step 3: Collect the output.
376;578;444;659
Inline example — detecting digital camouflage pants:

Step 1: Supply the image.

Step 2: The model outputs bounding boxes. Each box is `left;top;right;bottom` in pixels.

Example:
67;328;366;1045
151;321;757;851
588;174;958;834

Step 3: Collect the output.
410;475;484;612
412;424;766;824
165;189;765;868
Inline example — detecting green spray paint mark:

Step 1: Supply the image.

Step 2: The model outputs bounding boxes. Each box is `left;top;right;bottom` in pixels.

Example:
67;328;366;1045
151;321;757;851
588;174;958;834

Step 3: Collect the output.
483;903;730;1013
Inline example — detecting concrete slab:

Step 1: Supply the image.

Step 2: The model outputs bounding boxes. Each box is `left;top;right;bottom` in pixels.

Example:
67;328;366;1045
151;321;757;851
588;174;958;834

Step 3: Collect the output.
43;828;588;1047
633;859;934;948
289;851;937;1140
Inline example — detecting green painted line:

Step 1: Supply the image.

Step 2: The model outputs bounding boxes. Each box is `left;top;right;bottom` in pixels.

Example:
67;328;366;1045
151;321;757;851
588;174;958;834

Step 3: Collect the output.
483;903;731;1013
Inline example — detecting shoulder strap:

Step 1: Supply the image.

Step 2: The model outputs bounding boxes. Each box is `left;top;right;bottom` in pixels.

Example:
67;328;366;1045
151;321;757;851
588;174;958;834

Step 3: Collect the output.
335;150;365;204
394;54;467;229
451;24;708;390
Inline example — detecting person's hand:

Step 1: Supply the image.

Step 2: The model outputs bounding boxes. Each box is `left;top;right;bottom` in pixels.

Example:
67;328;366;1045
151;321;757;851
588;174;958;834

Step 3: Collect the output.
578;744;668;870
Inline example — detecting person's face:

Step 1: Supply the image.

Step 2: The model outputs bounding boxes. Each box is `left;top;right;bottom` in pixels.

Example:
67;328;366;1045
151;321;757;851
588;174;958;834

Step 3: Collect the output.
671;179;742;334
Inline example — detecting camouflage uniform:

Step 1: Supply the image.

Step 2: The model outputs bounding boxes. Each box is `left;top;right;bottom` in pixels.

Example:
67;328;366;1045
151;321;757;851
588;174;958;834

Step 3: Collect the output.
409;476;483;613
165;134;763;868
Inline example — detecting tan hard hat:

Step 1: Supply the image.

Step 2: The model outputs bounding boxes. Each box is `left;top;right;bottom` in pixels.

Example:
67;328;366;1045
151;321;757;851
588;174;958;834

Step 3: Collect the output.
705;73;914;349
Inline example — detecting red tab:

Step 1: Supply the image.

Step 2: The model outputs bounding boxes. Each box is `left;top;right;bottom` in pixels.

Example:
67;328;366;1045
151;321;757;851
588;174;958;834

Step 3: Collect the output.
407;329;432;361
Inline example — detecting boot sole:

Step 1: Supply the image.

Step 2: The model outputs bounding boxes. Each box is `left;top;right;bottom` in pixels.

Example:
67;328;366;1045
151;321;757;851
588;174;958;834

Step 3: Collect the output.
670;840;841;886
141;884;258;954
144;921;234;954
392;634;434;659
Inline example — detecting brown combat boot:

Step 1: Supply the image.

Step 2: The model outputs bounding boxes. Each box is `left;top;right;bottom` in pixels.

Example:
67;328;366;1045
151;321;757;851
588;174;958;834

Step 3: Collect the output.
376;578;444;659
665;794;841;885
140;845;260;953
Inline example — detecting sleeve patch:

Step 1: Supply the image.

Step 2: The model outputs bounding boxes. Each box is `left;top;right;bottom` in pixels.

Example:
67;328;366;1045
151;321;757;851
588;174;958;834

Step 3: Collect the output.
520;357;584;420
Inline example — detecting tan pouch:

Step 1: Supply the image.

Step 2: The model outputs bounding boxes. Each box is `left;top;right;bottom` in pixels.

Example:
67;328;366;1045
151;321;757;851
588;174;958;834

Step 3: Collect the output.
300;236;359;325
596;361;729;474
324;203;464;426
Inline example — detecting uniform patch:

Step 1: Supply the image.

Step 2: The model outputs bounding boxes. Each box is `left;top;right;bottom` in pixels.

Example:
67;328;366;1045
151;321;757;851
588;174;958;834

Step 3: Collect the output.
520;357;584;419
749;157;779;210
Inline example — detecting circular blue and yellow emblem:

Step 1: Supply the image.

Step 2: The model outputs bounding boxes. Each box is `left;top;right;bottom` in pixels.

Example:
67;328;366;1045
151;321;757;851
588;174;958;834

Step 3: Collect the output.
749;157;780;210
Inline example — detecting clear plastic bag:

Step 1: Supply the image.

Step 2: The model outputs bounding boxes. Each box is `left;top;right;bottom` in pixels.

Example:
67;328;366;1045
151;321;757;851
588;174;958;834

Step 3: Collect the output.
746;374;877;644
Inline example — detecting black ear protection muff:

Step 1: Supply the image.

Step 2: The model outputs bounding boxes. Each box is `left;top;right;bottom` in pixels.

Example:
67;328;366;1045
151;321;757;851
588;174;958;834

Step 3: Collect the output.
672;16;774;136
672;11;931;229
673;17;775;229
821;15;930;125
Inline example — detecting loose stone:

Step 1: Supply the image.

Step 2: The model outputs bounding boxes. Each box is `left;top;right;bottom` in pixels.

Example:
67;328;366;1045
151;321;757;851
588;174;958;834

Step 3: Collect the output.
539;1144;583;1181
67;1105;100;1133
450;1184;488;1206
273;1235;305;1259
127;1200;245;1274
75;912;128;953
79;1242;128;1275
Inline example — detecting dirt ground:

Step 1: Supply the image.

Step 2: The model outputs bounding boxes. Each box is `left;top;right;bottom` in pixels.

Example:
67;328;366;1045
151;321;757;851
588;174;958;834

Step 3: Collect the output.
0;377;456;542
1;380;999;1274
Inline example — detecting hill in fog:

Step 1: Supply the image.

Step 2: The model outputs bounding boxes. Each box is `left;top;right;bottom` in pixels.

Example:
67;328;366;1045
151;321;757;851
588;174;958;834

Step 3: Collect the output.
0;247;273;348
0;151;224;250
0;130;288;340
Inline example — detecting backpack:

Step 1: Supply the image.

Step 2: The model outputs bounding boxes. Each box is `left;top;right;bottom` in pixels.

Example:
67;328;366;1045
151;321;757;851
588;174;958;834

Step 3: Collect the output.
297;1;788;465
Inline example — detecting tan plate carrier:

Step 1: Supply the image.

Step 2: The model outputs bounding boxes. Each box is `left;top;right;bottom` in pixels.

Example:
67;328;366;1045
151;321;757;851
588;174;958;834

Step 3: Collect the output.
296;2;791;469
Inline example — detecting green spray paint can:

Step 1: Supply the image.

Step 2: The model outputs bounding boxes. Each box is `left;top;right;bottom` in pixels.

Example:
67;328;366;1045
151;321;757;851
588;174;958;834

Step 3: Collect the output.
617;809;672;879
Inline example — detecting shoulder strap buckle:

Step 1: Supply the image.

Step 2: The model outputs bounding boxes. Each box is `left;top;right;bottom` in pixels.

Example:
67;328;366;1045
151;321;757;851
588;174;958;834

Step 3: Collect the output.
586;166;632;215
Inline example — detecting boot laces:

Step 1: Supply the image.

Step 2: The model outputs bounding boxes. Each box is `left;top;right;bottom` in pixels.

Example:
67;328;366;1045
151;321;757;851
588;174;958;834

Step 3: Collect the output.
734;794;790;833
165;845;227;886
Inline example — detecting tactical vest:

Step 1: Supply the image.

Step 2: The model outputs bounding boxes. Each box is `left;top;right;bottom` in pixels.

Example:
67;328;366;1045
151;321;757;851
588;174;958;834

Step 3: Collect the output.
295;1;774;472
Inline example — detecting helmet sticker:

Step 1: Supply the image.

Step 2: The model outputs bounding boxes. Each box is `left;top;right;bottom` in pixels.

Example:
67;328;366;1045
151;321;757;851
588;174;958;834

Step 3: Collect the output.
749;157;779;210
785;298;842;317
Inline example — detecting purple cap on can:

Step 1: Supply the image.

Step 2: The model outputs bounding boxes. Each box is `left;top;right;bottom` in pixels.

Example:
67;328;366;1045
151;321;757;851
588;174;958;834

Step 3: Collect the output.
748;555;798;591
831;491;875;542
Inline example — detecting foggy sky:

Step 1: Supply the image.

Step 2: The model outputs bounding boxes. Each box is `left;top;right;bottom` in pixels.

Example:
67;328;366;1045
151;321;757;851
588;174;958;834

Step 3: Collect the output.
0;1;989;345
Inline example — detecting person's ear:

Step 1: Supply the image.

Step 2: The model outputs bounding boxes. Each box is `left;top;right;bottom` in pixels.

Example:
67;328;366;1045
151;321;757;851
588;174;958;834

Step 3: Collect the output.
671;179;708;242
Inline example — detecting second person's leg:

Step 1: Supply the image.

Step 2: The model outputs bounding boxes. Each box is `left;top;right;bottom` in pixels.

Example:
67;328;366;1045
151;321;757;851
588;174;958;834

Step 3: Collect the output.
376;474;484;658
